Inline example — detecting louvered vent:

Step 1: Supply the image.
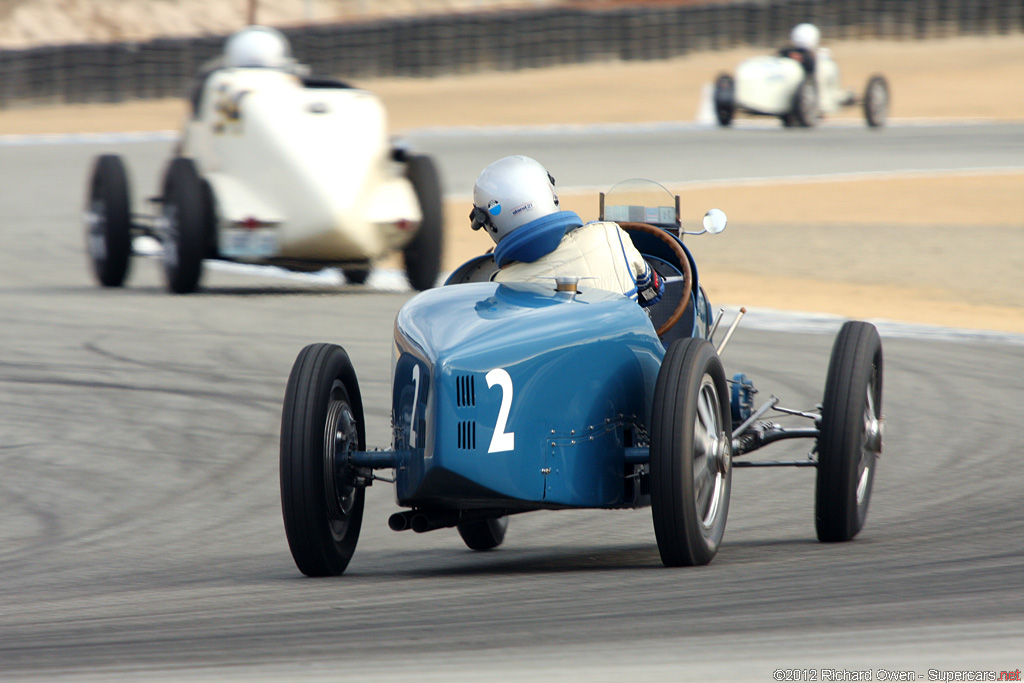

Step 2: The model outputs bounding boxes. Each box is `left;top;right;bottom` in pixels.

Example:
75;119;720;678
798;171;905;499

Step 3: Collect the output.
456;374;476;407
457;421;476;450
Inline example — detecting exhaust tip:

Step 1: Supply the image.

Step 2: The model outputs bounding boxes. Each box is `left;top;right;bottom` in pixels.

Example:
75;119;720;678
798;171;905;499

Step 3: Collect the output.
410;513;430;533
388;512;411;532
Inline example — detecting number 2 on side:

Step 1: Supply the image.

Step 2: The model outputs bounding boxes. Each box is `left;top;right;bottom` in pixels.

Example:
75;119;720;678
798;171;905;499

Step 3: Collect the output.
485;368;515;453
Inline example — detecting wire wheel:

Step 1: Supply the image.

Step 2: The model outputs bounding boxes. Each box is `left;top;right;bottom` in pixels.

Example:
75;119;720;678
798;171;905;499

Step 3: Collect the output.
650;337;732;567
816;321;884;542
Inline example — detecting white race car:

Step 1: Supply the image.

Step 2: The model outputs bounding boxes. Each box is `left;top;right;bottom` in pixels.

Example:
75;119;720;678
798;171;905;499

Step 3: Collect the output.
712;48;889;128
85;62;443;293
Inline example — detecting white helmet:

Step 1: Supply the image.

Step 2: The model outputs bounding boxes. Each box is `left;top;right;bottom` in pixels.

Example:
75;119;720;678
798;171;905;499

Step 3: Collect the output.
471;156;559;245
790;23;820;50
224;25;293;68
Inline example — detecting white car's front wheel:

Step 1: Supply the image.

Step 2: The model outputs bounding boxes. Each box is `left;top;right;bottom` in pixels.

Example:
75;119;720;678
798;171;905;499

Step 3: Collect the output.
863;75;890;128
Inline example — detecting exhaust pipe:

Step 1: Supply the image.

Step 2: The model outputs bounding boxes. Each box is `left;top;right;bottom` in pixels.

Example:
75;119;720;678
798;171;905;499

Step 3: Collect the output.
388;511;415;532
390;508;507;534
410;510;460;533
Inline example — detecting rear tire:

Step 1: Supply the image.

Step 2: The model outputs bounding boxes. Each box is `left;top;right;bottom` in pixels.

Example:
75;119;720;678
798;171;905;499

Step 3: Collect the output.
85;154;132;288
816;321;883;542
403;154;444;291
713;73;735;127
281;343;367;577
160;157;211;294
342;267;371;285
650;338;732;566
863;75;889;128
792;78;820;128
457;517;508;551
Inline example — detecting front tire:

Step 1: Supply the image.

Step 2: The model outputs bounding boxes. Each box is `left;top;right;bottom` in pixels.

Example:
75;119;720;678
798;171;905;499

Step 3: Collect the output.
791;78;820;128
85;154;132;287
160;157;211;294
403;154;444;291
713;73;735;127
863;75;889;128
650;338;732;567
281;343;367;576
815;321;883;542
457;517;508;551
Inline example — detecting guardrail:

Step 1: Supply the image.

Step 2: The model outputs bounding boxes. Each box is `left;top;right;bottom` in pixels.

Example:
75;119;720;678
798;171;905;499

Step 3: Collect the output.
1;0;1021;109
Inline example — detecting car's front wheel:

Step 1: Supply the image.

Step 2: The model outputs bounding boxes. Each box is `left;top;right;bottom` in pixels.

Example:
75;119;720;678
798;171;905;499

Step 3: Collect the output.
815;321;883;542
281;343;367;576
650;338;732;566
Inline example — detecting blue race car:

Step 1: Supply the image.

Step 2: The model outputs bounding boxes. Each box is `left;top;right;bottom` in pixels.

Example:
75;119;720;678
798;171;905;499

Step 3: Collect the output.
279;180;884;576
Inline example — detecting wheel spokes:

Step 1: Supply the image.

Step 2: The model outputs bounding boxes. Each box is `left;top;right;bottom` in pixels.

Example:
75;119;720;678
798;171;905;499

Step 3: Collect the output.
692;377;724;529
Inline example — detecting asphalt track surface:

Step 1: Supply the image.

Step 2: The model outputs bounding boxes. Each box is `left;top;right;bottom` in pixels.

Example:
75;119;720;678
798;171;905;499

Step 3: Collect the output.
2;123;1023;680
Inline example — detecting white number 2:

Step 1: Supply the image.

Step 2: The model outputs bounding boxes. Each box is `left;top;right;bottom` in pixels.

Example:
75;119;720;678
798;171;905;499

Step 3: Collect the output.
485;368;515;453
409;364;420;448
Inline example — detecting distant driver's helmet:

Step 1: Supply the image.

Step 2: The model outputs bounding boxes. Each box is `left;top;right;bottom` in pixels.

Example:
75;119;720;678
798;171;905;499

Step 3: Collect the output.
790;23;820;51
471;155;559;245
224;25;293;68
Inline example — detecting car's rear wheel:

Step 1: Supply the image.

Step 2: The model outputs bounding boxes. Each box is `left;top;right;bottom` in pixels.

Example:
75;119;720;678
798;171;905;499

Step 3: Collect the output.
792;77;820;128
85;154;133;288
457;517;508;551
281;343;367;576
650;337;732;566
161;157;211;294
816;321;883;542
403;154;444;291
343;267;371;285
713;73;735;127
863;75;889;128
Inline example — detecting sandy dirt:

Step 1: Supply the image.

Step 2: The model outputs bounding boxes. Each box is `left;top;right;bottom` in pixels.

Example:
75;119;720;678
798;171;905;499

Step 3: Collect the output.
3;35;1022;332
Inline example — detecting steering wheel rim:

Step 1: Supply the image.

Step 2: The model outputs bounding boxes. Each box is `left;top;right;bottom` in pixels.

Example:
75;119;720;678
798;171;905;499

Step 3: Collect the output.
619;222;693;336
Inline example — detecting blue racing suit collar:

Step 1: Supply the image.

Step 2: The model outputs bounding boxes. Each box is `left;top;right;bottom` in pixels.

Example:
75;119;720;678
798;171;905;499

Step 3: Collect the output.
493;211;583;268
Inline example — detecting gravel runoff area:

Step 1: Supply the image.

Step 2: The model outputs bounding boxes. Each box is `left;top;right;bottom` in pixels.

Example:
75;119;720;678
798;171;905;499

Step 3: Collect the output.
1;35;1021;332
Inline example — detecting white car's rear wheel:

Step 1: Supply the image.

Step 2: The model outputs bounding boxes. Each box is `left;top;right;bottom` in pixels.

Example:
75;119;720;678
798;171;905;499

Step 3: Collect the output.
85;154;132;288
161;158;212;294
403;154;444;291
713;73;735;127
792;78;820;128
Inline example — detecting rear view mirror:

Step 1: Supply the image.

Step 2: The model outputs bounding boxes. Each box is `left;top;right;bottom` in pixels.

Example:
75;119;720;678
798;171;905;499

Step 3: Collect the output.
703;208;727;234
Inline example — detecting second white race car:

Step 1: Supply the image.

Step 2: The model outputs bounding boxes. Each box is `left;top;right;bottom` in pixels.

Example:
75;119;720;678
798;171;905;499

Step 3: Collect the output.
712;48;889;128
86;56;443;293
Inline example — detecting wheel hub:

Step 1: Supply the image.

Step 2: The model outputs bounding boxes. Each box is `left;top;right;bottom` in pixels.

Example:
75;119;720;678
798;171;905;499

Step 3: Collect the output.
158;208;179;269
865;414;883;453
705;430;731;476
323;399;358;523
86;200;106;260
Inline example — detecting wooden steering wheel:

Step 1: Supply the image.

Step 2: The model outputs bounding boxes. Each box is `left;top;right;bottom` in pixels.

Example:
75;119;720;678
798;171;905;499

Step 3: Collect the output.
619;222;693;336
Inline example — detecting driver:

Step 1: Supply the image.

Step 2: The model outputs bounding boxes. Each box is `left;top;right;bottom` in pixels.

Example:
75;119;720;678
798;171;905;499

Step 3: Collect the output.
470;155;663;307
223;25;295;69
188;26;299;117
778;23;820;75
